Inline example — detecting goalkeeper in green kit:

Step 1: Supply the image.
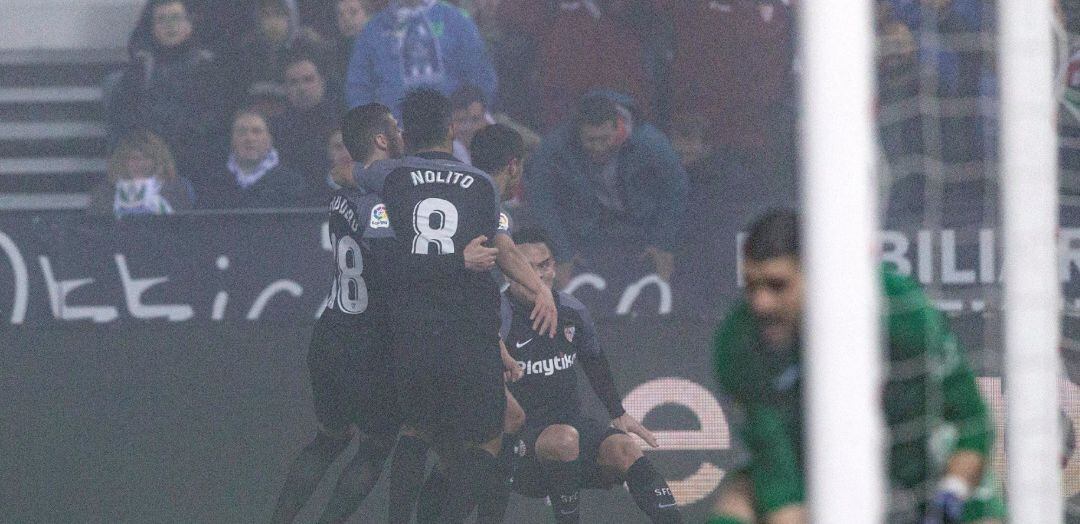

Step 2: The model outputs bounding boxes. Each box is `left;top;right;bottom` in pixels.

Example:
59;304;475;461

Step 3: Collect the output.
706;211;1005;524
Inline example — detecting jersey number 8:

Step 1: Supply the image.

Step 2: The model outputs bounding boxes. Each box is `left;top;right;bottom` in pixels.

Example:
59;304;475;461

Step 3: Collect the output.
329;233;368;314
412;198;459;254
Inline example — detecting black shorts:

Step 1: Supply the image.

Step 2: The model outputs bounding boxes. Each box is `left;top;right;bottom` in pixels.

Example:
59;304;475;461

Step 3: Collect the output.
307;320;399;437
509;415;626;497
393;330;506;445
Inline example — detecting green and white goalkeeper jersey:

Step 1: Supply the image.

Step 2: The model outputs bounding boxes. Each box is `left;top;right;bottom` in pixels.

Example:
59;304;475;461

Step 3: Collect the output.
711;269;1000;518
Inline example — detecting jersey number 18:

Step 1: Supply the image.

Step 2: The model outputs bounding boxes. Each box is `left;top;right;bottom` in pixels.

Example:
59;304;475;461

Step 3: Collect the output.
329;233;368;314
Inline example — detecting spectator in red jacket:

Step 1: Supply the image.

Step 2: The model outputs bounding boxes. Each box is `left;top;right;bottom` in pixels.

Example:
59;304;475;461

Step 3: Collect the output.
669;0;794;169
536;1;653;130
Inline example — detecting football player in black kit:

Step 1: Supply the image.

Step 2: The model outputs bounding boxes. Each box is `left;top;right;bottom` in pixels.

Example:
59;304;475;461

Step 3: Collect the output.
354;89;558;523
268;103;404;523
502;228;683;524
387;123;533;524
270;103;502;523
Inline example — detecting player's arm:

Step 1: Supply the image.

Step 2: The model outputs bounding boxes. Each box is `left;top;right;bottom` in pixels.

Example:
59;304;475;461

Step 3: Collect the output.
742;403;806;518
938;329;991;489
890;273;991;514
892;276;993;467
572;302;658;447
492;233;558;337
499;338;522;382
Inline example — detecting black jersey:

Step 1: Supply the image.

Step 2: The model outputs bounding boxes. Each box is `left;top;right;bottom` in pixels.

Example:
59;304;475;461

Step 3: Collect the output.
502;290;623;425
356;152;503;339
320;188;395;333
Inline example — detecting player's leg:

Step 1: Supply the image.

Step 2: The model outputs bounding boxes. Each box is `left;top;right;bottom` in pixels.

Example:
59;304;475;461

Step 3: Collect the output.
316;333;404;523
316;431;395;523
437;345;512;524
706;472;756;524
705;471;805;524
595;432;682;523
534;423;584;523
270;324;355;523
415;386;523;523
387;427;431;524
270;425;353;524
503;386;525;434
477;386;525;521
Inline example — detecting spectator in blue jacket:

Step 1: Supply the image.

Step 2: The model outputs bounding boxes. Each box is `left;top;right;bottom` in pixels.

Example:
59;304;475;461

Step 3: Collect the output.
345;0;497;114
525;91;688;285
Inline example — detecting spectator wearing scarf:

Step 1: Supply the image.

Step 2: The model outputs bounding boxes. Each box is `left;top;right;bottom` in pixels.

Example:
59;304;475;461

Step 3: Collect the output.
89;130;196;218
201;111;308;209
345;0;497;115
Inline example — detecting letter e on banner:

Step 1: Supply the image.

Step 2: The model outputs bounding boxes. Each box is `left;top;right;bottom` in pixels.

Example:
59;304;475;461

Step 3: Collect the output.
622;378;730;506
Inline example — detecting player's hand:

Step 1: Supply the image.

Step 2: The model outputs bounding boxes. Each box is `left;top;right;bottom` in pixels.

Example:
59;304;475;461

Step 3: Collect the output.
924;476;969;524
642;247;675;282
530;286;558;338
464;235;498;272
612;413;659;448
500;339;523;382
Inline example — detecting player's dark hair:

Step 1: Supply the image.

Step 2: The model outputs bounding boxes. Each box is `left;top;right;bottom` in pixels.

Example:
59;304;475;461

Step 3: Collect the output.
745;210;800;262
341;103;394;163
450;84;486;112
512;227;556;257
401;88;453;152
469;124;524;175
577;93;620;128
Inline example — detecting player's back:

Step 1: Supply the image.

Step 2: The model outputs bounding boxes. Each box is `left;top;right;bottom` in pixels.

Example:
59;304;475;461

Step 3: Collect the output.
361;151;502;340
320;188;395;334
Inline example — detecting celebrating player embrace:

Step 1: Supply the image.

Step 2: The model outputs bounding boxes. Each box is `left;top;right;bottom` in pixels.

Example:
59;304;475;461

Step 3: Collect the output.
354;88;557;523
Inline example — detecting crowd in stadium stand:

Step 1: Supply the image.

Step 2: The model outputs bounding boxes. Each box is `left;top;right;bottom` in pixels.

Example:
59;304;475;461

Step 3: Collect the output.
95;0;1013;279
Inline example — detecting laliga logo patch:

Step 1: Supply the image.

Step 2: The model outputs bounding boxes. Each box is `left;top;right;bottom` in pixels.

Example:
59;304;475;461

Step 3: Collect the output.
498;213;510;232
370;203;390;229
564;325;575;343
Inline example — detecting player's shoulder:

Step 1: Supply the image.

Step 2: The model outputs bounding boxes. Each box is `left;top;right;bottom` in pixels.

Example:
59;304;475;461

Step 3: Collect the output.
556;291;590;319
713;302;758;358
396;153;500;196
355;158;407;193
330;187;374;209
712;301;762;395
880;266;934;317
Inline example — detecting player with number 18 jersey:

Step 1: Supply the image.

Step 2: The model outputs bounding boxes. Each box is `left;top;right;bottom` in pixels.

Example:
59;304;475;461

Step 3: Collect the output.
308;187;400;438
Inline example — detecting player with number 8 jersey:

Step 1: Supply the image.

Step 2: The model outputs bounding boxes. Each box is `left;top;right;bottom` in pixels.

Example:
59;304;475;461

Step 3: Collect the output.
355;89;561;523
356;105;509;448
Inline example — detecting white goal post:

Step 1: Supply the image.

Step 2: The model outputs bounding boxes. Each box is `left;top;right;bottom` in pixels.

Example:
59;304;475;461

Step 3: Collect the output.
799;0;885;523
999;0;1064;522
